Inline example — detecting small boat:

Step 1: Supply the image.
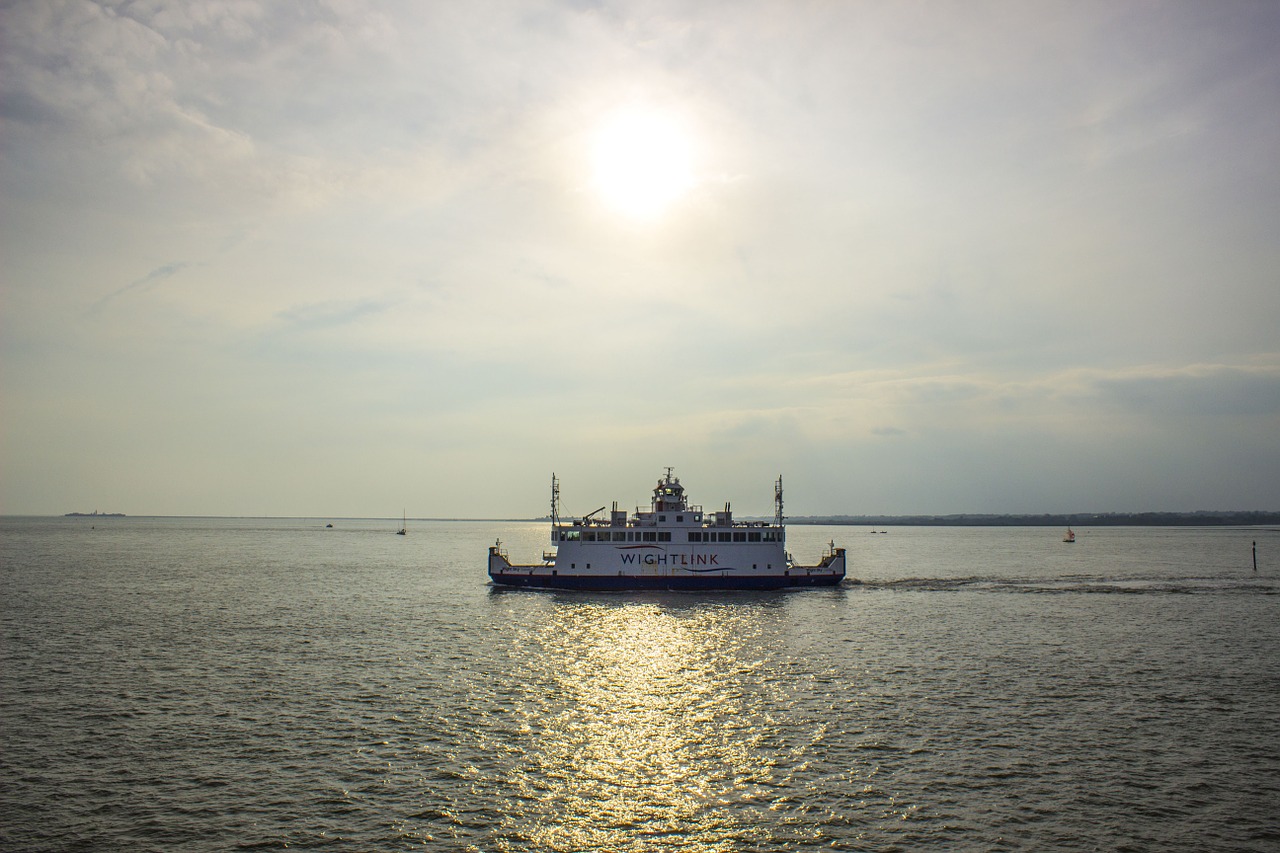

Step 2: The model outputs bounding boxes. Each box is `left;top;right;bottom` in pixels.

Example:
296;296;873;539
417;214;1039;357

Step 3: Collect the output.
1063;526;1075;543
396;510;407;536
488;470;847;590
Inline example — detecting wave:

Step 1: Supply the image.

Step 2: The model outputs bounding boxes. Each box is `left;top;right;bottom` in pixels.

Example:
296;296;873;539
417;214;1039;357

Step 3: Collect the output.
850;575;1279;595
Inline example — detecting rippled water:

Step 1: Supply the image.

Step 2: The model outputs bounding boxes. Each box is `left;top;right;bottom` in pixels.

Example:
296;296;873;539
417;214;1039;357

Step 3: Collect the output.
2;518;1278;851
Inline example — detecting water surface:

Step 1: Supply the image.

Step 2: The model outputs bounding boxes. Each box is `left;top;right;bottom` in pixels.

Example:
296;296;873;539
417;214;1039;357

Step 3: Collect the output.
2;518;1277;850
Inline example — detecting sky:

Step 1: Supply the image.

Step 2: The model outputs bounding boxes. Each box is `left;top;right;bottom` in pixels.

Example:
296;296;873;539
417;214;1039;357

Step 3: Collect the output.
2;0;1279;519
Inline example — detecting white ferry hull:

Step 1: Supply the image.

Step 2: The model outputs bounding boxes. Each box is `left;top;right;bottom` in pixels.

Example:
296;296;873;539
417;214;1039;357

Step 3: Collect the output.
488;545;847;591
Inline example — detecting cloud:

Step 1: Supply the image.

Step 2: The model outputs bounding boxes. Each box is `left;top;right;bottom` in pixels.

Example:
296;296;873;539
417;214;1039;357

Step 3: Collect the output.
3;1;1279;515
1090;362;1280;417
273;297;393;332
91;261;197;312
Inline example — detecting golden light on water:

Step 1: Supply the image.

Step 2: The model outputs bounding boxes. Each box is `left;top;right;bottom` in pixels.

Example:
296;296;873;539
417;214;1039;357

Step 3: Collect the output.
501;601;783;851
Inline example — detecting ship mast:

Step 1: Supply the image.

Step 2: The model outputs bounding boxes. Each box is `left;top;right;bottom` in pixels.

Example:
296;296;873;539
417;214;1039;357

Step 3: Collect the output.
775;475;784;527
550;473;561;527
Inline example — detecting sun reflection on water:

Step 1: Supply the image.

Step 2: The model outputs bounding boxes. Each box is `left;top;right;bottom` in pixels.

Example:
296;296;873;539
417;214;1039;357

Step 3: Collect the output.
499;599;786;852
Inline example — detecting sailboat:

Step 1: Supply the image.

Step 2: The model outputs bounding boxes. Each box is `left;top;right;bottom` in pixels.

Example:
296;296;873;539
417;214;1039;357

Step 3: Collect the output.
1063;526;1075;543
397;510;407;536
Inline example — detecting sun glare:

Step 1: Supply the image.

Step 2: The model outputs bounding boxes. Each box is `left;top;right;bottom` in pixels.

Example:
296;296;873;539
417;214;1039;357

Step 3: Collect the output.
591;109;694;220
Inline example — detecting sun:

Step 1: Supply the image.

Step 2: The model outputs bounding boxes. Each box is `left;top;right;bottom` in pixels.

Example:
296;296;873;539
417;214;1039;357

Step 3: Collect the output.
590;109;694;220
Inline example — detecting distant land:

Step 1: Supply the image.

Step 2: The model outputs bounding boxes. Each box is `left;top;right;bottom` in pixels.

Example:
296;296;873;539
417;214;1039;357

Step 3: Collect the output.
786;511;1280;527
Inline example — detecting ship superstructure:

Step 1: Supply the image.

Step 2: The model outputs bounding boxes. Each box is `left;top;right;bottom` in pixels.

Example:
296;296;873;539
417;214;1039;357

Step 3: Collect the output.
488;470;847;590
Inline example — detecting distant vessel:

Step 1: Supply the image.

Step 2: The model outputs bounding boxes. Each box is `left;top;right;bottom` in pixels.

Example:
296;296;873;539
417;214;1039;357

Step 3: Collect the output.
65;510;125;517
397;510;407;536
488;470;847;590
1063;527;1076;543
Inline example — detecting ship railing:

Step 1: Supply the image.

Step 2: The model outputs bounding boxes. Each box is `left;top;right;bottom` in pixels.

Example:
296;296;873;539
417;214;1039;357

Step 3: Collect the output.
635;504;705;514
709;520;782;529
563;511;781;530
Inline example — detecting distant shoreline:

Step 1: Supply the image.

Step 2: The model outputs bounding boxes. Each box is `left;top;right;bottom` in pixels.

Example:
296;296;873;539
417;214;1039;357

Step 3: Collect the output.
787;511;1280;527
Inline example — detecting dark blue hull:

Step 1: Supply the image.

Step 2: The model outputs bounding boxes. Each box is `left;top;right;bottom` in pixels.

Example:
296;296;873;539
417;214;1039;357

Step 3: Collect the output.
488;572;846;591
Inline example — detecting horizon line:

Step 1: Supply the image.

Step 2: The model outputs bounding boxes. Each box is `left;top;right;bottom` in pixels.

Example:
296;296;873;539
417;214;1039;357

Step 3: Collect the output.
19;509;1280;526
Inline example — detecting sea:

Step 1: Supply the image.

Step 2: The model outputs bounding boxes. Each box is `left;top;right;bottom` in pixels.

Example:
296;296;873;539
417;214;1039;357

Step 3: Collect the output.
2;516;1277;852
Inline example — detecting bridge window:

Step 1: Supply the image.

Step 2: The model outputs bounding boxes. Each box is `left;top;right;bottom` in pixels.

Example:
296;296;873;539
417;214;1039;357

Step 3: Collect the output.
718;532;731;542
687;532;702;542
643;531;657;542
658;532;671;542
748;532;761;542
733;532;746;542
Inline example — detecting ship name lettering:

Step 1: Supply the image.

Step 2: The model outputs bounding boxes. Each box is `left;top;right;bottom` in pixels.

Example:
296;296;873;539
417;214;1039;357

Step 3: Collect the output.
619;552;719;566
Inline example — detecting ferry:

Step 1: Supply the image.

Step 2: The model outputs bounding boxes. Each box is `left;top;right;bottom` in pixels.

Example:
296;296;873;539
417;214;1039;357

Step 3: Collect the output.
488;470;848;590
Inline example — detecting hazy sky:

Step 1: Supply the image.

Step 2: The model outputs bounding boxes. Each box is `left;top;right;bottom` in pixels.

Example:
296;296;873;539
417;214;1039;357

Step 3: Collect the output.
3;0;1279;518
